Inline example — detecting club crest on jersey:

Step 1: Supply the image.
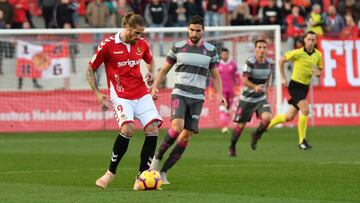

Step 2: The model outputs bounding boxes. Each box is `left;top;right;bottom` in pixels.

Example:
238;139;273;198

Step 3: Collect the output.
136;47;142;55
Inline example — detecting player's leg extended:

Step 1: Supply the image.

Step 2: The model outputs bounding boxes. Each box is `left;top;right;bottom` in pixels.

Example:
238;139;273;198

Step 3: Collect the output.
154;119;183;162
160;129;192;175
268;105;298;129
220;91;231;133
229;123;245;156
135;94;163;173
297;99;310;145
96;123;134;189
250;110;272;150
138;121;159;174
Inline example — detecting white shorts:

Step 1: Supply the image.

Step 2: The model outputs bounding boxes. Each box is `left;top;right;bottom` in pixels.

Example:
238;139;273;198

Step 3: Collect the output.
111;94;163;129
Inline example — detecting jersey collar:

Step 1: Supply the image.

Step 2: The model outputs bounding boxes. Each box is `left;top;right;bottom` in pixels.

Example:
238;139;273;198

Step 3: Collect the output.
303;47;315;55
187;39;204;47
115;32;125;44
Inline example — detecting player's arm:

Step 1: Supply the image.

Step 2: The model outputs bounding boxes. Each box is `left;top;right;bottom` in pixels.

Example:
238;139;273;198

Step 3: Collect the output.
314;52;323;77
151;61;173;100
242;75;263;93
145;59;155;86
279;56;289;86
86;65;109;111
210;68;227;106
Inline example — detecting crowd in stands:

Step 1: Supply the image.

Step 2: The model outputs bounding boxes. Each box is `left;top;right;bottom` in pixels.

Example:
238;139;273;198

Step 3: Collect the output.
1;0;360;43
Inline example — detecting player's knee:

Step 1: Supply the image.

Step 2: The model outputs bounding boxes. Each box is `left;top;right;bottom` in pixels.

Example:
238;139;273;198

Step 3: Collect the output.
262;115;272;123
120;123;135;138
300;108;310;116
171;125;183;134
285;114;296;121
144;121;159;135
178;137;190;144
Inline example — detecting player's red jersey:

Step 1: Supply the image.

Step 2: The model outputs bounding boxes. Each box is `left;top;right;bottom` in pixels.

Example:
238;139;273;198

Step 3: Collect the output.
89;32;153;99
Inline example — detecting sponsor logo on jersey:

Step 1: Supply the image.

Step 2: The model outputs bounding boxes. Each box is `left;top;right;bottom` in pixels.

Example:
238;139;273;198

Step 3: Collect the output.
113;51;124;54
117;59;141;68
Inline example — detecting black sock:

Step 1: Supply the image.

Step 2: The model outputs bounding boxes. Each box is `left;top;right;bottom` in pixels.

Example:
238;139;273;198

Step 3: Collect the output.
138;135;157;174
230;127;243;148
109;133;130;174
155;128;179;160
254;121;269;136
160;141;187;173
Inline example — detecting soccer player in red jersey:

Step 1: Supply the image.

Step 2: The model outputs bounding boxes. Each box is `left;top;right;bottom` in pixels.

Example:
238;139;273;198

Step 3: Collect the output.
86;13;163;190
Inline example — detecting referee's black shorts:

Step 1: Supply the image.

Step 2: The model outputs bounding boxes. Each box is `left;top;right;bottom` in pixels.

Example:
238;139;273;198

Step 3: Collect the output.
288;80;309;110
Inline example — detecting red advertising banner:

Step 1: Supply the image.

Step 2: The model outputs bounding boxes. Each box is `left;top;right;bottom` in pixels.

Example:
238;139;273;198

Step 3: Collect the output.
0;90;220;133
319;38;360;89
1;88;359;133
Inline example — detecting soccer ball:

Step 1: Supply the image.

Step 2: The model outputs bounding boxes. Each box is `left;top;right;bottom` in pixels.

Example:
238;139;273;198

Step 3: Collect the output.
135;169;162;190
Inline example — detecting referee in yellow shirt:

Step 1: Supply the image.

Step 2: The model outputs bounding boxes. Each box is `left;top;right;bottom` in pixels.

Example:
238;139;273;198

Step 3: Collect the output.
268;31;323;150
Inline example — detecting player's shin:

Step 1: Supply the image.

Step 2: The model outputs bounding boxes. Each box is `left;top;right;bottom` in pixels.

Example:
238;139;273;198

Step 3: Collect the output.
109;133;130;174
298;114;308;144
255;120;270;136
268;114;286;129
160;139;188;173
138;134;157;175
155;128;180;160
230;126;243;148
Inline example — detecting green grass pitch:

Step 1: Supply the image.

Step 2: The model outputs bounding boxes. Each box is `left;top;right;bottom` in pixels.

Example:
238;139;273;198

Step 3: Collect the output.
0;126;359;203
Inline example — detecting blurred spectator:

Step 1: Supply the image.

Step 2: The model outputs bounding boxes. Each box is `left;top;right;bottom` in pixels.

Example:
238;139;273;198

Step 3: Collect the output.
204;0;224;27
280;0;293;18
8;0;29;28
261;0;281;25
337;0;355;17
293;0;311;13
104;0;115;27
322;0;339;13
227;0;243;13
55;0;76;28
247;0;261;25
128;0;141;14
114;0;133;28
168;0;188;27
353;1;360;24
186;0;204;18
230;3;251;25
145;0;167;56
86;0;109;28
0;9;5;28
87;0;109;86
339;14;359;38
37;0;57;28
323;5;345;38
0;0;13;28
168;0;188;41
285;6;305;50
306;4;324;36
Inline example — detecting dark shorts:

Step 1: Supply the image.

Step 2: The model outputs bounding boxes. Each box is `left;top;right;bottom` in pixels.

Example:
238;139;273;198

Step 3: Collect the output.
233;100;272;123
171;94;204;133
288;80;309;110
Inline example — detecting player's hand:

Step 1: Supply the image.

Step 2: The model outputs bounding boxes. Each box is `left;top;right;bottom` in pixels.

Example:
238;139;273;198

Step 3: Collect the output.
96;93;111;111
145;72;154;86
151;87;159;100
314;66;321;77
219;95;227;107
281;78;287;87
254;85;263;93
